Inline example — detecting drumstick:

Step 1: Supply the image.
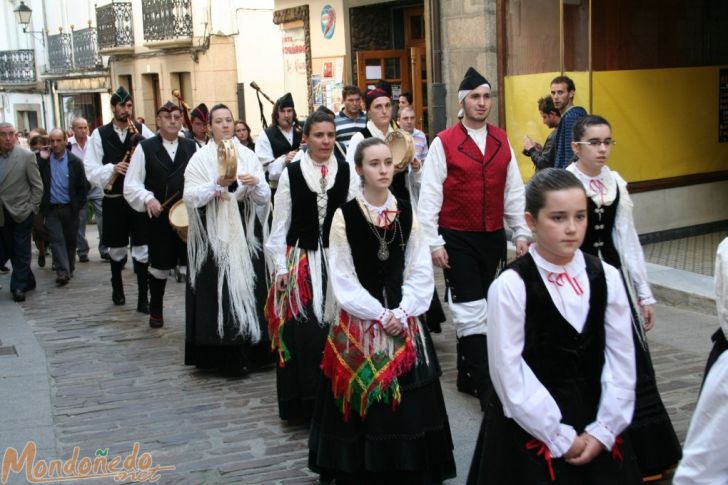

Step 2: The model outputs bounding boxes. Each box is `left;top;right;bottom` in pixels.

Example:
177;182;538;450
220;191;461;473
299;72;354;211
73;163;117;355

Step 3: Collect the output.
161;191;181;209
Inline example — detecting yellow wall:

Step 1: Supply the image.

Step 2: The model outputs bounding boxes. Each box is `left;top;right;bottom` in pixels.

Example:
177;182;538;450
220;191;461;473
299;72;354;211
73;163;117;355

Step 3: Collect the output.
505;66;728;182
592;66;728;181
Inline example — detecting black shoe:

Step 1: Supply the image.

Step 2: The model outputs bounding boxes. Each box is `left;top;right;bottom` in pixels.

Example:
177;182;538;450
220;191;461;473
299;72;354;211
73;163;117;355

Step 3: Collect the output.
37;253;45;268
55;274;70;286
12;289;25;302
149;315;164;328
79;254;90;263
0;265;9;274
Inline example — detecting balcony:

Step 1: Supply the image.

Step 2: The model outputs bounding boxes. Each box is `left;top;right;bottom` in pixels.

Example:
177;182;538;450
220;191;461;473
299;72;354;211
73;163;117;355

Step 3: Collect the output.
0;50;36;84
47;33;73;74
45;28;104;76
142;0;192;48
96;1;134;54
73;27;102;70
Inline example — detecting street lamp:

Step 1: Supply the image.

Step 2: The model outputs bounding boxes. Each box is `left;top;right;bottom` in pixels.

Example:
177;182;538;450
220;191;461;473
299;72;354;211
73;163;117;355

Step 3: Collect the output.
13;1;45;44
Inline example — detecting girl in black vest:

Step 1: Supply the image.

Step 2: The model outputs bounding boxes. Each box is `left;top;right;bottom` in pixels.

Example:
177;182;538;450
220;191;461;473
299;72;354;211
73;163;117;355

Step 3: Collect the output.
566;116;681;481
264;110;360;423
468;168;642;484
308;138;456;483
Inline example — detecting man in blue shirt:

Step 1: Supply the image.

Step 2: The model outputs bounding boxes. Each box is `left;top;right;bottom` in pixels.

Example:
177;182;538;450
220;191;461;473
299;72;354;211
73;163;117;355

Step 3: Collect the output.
38;129;89;285
550;76;588;169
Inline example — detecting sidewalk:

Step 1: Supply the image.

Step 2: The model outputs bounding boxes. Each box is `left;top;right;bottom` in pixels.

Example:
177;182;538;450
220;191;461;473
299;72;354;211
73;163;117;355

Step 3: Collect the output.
0;289;56;461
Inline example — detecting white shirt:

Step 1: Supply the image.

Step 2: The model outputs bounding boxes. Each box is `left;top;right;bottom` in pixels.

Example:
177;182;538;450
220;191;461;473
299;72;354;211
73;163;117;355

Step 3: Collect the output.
488;246;636;458
255;126;296;183
417;123;531;250
672;351;728;484
345;120;395;170
717;238;728;337
265;153;360;275
328;194;434;322
84;122;155;191
124;135;191;213
183;139;269;209
566;163;656;304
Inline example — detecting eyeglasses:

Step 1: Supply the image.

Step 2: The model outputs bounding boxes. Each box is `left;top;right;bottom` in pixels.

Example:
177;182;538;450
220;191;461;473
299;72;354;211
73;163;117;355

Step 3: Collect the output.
574;139;615;148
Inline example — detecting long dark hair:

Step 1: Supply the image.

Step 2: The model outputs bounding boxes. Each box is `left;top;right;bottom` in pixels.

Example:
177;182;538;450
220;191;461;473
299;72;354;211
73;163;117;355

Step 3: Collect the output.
234;119;254;148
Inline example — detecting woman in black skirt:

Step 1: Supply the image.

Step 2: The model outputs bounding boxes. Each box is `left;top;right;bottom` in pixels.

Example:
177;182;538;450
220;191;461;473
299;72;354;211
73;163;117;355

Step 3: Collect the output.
309;137;456;483
566;115;681;481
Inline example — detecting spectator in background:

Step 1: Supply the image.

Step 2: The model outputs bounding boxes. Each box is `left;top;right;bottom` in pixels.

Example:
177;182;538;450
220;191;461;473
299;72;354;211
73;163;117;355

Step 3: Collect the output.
70;117;109;262
522;95;561;171
28;131;51;268
38;129;88;286
234;120;255;151
550;75;588;168
0;122;44;302
398;91;413;111
334;85;366;152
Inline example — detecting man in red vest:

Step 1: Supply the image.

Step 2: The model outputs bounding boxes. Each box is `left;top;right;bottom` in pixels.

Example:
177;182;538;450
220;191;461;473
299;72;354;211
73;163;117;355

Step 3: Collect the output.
418;67;531;409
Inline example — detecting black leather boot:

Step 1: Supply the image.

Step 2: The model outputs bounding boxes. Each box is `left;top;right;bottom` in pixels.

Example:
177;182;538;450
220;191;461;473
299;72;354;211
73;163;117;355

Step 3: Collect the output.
148;275;166;328
456;334;492;411
110;257;126;305
133;260;149;314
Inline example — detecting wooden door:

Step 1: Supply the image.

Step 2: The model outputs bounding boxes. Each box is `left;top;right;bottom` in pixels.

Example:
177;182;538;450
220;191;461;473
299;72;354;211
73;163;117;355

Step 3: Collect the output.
356;49;410;100
410;46;427;132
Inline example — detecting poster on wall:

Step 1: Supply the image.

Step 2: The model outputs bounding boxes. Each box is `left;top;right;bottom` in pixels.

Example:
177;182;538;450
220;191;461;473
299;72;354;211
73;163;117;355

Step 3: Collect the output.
282;25;309;115
720;68;728;143
321;5;336;40
313;57;344;113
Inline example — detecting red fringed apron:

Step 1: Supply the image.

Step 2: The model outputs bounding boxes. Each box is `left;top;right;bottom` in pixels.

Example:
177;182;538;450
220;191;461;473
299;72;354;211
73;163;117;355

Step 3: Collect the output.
320;310;420;420
264;246;313;366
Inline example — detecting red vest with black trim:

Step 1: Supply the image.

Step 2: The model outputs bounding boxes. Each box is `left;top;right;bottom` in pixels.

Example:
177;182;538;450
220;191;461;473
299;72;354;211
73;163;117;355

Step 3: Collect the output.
438;122;511;232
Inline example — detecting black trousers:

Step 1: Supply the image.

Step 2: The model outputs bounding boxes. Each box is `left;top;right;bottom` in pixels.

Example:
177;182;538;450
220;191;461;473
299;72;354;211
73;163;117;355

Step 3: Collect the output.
101;196;148;248
45;204;79;276
440;227;506;303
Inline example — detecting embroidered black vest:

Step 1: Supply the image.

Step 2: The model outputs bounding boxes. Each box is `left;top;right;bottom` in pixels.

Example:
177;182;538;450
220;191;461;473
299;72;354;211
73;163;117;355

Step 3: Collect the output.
508;252;607;432
286;161;350;250
98;121;142;194
359;126;408;201
341;198;412;308
140;135;197;204
264;124;302;159
581;188;621;269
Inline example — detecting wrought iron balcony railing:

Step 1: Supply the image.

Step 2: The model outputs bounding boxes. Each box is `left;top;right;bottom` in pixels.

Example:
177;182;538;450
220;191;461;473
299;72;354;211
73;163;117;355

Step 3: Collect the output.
45;28;103;75
96;1;134;50
47;33;73;73
0;50;36;84
142;0;192;42
73;27;102;70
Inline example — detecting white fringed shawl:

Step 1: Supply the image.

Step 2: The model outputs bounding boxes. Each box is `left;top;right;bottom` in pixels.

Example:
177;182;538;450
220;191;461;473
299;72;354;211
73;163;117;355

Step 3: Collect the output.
184;141;261;341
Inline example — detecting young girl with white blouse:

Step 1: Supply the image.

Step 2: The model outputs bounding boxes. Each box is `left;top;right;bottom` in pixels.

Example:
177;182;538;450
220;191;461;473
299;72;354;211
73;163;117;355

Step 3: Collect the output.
468;168;642;484
309;137;456;483
566;115;681;481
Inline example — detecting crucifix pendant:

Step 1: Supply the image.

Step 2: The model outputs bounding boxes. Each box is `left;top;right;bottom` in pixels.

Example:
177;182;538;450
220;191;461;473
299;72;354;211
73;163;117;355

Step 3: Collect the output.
377;240;389;261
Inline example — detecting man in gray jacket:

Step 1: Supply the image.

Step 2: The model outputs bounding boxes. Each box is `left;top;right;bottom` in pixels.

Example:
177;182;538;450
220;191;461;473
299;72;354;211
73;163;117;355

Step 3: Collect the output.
0;122;44;301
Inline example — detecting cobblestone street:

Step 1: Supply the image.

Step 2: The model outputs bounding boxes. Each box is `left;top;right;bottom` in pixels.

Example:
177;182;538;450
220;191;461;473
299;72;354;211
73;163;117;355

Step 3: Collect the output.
1;227;719;484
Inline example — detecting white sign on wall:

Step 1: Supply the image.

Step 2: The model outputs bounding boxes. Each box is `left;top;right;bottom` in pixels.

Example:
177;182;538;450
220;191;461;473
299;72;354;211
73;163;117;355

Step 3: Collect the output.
281;26;309;116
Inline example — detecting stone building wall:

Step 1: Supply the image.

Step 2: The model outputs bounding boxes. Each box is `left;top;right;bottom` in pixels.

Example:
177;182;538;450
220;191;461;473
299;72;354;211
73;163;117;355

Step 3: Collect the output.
438;0;499;126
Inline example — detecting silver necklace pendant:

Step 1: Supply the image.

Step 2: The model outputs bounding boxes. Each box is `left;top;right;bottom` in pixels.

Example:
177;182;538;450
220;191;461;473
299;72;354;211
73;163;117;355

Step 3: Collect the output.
319;177;327;193
377;239;389;261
